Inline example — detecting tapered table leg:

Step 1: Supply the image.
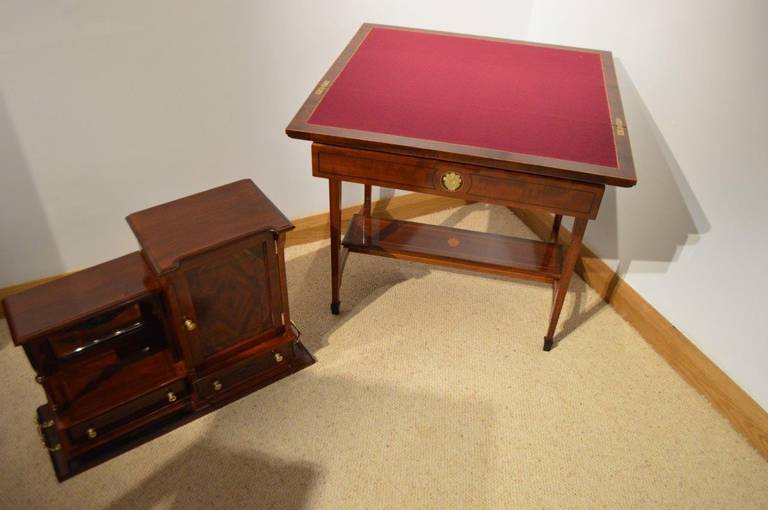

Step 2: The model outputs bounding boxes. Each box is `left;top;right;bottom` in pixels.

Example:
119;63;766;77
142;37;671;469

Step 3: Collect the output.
329;179;342;315
543;217;588;351
362;184;372;244
550;214;562;243
363;184;372;216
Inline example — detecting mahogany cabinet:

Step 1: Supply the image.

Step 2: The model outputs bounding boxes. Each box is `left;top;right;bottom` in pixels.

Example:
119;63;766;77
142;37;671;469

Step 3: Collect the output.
3;180;314;481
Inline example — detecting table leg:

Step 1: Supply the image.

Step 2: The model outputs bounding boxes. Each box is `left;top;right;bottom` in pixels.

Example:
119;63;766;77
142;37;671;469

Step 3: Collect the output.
362;184;372;244
329;179;342;315
543;217;588;351
550;214;562;243
363;184;372;217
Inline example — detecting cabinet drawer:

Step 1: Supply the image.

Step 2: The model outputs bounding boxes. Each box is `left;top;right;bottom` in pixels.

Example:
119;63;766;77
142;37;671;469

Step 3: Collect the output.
67;378;188;445
194;341;295;400
312;144;604;218
47;304;147;361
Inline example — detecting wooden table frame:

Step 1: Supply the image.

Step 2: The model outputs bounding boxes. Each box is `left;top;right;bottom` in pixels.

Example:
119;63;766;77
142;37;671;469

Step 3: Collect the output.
287;24;636;350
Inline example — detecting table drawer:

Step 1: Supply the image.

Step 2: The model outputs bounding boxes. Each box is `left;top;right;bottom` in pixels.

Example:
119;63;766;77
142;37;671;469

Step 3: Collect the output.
194;341;295;400
312;144;604;218
67;378;188;445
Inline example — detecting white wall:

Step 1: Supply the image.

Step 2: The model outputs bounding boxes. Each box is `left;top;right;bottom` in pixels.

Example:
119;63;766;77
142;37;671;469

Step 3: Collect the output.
528;0;768;408
0;0;532;286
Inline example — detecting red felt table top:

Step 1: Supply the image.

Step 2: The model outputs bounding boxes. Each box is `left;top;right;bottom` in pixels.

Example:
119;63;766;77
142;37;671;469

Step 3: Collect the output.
308;27;618;168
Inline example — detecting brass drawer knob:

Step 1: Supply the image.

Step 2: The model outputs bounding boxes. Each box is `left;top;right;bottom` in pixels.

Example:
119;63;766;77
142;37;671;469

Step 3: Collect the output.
213;380;223;391
87;427;97;439
184;319;197;331
274;352;284;363
167;391;177;402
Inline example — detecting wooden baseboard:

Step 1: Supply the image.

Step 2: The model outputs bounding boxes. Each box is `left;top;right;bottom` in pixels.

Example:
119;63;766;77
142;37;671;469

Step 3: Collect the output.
0;193;467;319
513;208;768;461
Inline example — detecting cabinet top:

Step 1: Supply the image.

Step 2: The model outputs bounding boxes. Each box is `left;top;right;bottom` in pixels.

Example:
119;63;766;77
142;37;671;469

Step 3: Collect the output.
2;252;160;345
126;179;293;276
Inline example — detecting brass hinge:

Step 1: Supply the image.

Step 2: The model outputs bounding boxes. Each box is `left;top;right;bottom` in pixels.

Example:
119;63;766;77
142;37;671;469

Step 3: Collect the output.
314;80;331;95
280;312;286;325
616;118;625;136
274;240;279;255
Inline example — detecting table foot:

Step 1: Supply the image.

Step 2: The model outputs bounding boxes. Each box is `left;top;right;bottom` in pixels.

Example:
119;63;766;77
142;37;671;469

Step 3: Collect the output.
543;337;554;351
330;302;340;315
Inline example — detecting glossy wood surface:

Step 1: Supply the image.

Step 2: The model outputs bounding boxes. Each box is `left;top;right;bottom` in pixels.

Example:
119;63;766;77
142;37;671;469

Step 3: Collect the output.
56;350;181;426
313;144;605;219
287;23;636;188
343;214;562;281
288;25;637;350
127;179;293;276
36;340;314;481
2;252;160;345
7;181;315;481
168;233;286;368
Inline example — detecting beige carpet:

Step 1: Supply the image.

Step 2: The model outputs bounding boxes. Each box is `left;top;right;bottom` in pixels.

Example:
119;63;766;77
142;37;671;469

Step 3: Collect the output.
1;204;766;509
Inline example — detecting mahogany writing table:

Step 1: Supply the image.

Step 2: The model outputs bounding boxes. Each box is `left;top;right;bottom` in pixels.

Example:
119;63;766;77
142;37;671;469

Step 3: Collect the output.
287;24;636;350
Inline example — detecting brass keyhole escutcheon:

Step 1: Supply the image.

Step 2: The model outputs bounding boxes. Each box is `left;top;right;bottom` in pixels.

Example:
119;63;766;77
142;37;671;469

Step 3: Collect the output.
184;318;197;331
167;391;177;403
441;171;463;192
213;380;223;391
87;427;97;439
274;352;284;363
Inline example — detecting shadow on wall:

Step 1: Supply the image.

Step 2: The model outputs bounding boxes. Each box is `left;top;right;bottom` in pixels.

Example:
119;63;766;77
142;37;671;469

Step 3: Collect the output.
579;59;710;276
0;93;64;288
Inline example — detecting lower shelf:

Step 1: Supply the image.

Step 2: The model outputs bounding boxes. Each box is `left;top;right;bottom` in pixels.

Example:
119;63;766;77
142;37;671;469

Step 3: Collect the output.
342;214;562;282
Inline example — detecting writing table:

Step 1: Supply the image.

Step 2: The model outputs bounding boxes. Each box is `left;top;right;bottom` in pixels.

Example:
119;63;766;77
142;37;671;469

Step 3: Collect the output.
287;24;636;350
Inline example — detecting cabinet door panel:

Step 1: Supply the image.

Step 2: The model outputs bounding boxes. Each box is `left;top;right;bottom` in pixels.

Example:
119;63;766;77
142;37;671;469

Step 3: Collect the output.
170;233;284;367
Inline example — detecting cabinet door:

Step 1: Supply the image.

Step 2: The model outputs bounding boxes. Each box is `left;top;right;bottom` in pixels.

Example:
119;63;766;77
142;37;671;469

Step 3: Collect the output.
168;232;285;368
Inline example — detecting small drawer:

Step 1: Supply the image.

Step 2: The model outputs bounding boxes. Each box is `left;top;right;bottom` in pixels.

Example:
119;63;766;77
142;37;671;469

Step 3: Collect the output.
67;378;188;445
312;144;605;218
194;342;295;400
48;304;146;361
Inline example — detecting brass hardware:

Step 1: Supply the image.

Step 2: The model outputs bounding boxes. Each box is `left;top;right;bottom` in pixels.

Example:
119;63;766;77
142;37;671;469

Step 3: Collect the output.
35;375;44;384
213;380;223;391
87;427;97;439
35;415;56;450
447;237;461;248
441;171;463;192
184;318;197;332
314;79;331;95
289;320;302;337
616;118;625;136
281;312;286;325
167;391;177;403
274;352;284;363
